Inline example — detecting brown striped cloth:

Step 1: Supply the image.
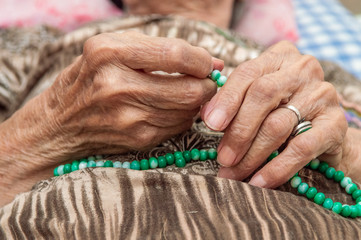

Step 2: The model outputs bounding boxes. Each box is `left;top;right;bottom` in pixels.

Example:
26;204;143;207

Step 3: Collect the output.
1;15;361;239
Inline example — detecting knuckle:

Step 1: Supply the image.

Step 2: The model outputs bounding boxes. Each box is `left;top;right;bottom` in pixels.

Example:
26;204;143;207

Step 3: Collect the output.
83;33;115;64
261;114;291;140
300;55;324;80
183;85;204;107
219;89;242;108
319;82;338;102
292;136;317;159
249;77;279;101
228;121;253;144
234;61;263;79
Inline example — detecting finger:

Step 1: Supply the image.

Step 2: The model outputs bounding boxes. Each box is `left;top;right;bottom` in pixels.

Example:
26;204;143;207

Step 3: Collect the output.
202;51;285;132
132;71;218;110
248;110;347;188
217;107;298;180
216;69;299;167
84;31;224;78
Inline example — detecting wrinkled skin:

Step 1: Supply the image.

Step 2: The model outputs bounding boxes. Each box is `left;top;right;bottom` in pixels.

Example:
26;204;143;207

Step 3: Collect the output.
201;41;360;188
0;31;223;206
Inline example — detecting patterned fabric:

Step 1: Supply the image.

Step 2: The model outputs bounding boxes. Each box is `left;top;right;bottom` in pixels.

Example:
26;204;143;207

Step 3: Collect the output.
1;15;361;238
294;0;361;80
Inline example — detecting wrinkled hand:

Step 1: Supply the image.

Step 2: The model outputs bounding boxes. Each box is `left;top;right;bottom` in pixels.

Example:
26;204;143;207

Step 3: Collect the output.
201;41;348;188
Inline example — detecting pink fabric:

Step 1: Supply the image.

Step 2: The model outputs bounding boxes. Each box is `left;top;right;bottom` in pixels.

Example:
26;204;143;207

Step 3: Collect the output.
235;0;299;46
0;0;122;31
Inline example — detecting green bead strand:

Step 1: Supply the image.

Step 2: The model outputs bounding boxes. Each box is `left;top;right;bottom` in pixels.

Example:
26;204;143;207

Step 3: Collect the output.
158;156;167;168
183;151;191;163
140;159;149;170
318;162;329;173
341;205;351;217
149;157;158;169
322;198;333;210
191;149;200;160
174;151;183;159
165;153;175;165
345;183;358;194
207;148;217;160
333;170;344;182
104;160;113;167
325;167;336;179
175;158;186;168
314;192;325;205
297;182;309;195
290;176;302;188
199;149;208;161
64;164;72;174
309;159;320;170
306;187;317;199
130;160;140;170
332;202;343;214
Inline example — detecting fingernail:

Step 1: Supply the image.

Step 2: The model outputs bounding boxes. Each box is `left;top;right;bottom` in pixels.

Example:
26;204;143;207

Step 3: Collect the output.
206;108;226;131
217;167;237;180
249;174;267;188
217;145;236;167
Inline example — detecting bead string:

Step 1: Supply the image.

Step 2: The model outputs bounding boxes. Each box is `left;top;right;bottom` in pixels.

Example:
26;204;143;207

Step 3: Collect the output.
53;70;360;218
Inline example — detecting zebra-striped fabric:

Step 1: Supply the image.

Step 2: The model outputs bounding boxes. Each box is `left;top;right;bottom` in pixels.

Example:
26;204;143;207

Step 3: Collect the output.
1;15;361;239
1;165;361;239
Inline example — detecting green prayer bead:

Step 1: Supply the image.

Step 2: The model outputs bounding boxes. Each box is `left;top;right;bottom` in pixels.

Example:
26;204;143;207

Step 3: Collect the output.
332;202;343;214
71;161;79;171
64;164;72;174
267;151;278;162
352;189;361;200
80;158;88;162
95;155;103;160
290;176;302;188
306;187;317;199
79;161;88;169
149;157;158;169
140;159;149;170
211;70;221;81
333;170;345;182
207;148;217;160
87;161;96;168
322;198;333;210
174;151;183;159
340;177;352;188
325;167;336;179
54;167;59;176
314;192;326;205
113;161;122;168
104;160;113;168
158;156;167;168
175;158;186;168
200;149;208;161
318;162;329;173
165;153;175;165
341;205;351;217
217;76;227;87
345;183;357;194
88;156;96;161
350;205;358;218
130;160;140;170
96;161;104;167
57;165;65;175
297;182;309;194
356;204;361;217
356;196;361;204
309;159;320;170
183;151;191;163
122;162;130;169
191;149;200;160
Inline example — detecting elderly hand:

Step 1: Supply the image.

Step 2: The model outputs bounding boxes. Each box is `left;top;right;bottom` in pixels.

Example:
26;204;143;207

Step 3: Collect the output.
201;41;348;188
0;31;223;205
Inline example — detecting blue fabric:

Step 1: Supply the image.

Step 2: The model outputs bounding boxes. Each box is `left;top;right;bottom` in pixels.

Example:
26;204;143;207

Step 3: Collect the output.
293;0;361;80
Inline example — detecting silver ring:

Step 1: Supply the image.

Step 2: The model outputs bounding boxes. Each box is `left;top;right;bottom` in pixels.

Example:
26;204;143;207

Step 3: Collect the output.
279;104;302;123
292;121;312;136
